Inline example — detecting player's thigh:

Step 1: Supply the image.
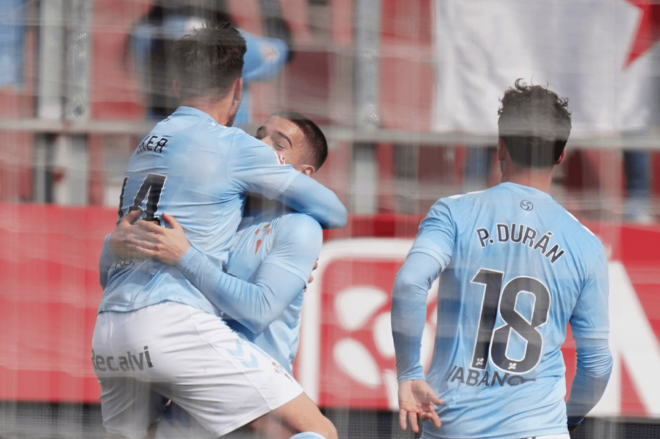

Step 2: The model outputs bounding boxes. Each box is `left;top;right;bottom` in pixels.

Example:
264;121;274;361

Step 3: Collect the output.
244;411;299;439
266;392;338;439
156;305;304;437
93;311;166;438
97;377;165;439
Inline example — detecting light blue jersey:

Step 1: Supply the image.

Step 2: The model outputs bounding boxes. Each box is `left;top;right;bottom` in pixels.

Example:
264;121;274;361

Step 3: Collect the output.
99;106;345;316
392;182;611;439
223;205;323;373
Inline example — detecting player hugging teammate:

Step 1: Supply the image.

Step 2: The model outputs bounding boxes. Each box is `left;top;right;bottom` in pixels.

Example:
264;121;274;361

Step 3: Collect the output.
93;22;344;439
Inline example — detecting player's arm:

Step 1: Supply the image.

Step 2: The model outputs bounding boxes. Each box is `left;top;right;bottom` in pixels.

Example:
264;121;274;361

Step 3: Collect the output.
228;134;347;229
98;234;114;290
180;214;322;332
121;213;322;334
566;248;612;431
391;200;454;432
98;209;157;289
240;29;290;82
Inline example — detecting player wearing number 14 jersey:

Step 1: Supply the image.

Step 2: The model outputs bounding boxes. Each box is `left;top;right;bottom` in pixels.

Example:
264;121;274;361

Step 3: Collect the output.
93;24;343;439
392;80;612;439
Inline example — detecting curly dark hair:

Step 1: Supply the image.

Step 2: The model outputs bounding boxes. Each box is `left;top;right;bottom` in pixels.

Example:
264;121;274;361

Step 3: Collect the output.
173;22;246;101
498;79;572;168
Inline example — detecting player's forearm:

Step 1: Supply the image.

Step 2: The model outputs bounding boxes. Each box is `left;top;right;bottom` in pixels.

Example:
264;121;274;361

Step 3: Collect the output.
99;235;116;290
177;247;302;333
278;174;347;229
566;338;613;425
392;253;441;382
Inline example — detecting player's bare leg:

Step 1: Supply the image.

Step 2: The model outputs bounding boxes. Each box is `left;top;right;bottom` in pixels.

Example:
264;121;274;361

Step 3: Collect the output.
264;392;337;439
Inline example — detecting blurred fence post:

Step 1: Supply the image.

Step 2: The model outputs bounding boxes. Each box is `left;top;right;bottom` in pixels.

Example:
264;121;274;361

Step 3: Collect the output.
33;0;92;205
351;0;381;214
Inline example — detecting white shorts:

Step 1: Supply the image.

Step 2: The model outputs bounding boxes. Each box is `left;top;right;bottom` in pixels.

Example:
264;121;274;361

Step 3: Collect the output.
91;302;303;438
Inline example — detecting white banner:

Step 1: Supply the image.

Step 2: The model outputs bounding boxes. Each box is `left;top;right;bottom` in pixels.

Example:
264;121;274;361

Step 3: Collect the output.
432;0;653;135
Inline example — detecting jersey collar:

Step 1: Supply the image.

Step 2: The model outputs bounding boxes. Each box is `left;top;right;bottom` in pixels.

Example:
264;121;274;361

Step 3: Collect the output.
171;106;223;126
497;182;553;200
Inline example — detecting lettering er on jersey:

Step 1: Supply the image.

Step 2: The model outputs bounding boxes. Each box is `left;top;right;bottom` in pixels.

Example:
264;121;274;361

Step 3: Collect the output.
391;80;612;439
93;23;343;439
104;111;332;439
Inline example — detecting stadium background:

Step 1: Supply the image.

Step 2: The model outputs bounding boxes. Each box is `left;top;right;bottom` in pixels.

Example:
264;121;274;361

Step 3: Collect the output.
0;0;659;438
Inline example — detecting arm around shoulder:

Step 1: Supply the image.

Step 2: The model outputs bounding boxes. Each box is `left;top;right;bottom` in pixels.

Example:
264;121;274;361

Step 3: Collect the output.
277;174;347;229
228;135;347;229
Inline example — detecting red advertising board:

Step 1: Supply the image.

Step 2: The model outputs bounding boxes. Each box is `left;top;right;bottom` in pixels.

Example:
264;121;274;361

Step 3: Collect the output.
1;204;660;418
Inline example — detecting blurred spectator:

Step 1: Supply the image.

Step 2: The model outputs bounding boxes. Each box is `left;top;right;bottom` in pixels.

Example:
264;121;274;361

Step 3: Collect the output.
127;0;294;125
463;145;496;191
0;0;25;88
623;150;652;223
464;143;654;224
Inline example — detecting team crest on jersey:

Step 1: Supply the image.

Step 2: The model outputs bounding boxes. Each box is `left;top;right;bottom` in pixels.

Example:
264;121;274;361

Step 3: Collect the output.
260;42;280;62
273;150;286;165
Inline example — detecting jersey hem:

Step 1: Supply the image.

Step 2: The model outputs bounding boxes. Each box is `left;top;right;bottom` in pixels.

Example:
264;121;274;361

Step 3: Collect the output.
425;425;568;439
98;298;219;317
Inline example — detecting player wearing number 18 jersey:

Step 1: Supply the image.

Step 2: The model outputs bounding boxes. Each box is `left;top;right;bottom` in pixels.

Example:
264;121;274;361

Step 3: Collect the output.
392;81;612;439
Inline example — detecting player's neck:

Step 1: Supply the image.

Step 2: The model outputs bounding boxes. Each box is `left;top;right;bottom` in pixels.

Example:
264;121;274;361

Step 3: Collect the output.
500;166;554;194
180;96;236;126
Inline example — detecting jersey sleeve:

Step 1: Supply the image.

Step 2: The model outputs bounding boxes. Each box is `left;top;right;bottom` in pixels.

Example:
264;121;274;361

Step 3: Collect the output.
240;29;290;83
176;246;307;334
391;252;444;382
228;133;347;229
261;214;323;284
408;199;455;267
569;245;609;340
227;132;300;199
565;337;612;426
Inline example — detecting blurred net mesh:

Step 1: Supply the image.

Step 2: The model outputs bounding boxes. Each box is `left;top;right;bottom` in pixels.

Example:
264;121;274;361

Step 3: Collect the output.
1;0;660;438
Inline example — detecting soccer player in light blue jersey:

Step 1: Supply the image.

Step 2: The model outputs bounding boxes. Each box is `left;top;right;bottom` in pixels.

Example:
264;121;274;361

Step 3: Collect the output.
392;80;612;439
93;23;343;439
108;110;329;438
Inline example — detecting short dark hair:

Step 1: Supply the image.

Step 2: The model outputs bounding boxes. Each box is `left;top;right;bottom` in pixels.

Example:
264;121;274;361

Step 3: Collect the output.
173;22;246;101
498;79;572;168
274;111;328;170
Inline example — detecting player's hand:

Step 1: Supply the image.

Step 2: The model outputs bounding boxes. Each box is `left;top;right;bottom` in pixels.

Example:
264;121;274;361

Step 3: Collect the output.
109;209;150;260
398;379;442;433
130;212;190;265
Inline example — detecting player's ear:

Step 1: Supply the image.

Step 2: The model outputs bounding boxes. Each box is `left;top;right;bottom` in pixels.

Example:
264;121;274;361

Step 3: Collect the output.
301;164;315;177
497;139;508;161
555;147;567;166
173;79;180;99
232;77;243;106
